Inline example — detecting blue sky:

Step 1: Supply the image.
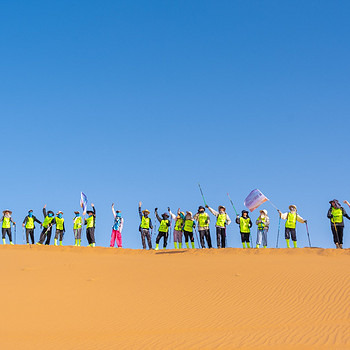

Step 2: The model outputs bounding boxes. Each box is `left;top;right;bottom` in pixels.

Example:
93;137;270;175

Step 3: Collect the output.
1;0;349;248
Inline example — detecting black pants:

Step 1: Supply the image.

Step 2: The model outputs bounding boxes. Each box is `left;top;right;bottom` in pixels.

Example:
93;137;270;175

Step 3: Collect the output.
285;228;297;241
140;228;152;249
156;231;168;248
26;229;35;244
86;227;95;244
199;229;212;248
331;225;344;244
2;228;12;242
184;230;194;243
240;232;250;243
38;227;52;245
216;227;226;248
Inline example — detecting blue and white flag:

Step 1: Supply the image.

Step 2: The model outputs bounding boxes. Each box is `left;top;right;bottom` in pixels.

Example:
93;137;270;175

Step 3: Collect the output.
80;192;88;215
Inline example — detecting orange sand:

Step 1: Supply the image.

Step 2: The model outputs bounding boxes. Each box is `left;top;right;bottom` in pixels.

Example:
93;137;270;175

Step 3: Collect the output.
1;246;350;349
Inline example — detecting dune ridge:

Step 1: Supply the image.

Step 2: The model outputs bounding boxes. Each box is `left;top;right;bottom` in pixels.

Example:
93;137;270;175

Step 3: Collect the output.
1;246;350;349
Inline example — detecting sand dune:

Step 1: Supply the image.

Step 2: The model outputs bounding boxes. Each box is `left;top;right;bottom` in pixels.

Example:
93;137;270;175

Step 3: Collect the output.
1;246;350;349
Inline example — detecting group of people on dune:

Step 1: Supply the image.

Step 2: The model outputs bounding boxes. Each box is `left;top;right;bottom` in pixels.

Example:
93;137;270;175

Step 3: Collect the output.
0;199;348;249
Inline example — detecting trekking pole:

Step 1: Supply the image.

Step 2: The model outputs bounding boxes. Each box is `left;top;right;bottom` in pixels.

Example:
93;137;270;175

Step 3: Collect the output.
276;216;281;248
227;193;238;216
333;222;340;247
14;224;17;245
198;183;207;206
305;222;311;247
22;227;25;244
194;227;200;248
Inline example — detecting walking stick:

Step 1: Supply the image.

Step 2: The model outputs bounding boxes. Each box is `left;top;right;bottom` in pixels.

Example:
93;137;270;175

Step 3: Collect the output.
23;227;25;244
198;183;207;206
305;222;311;247
333;222;340;247
14;224;17;245
276;216;281;248
194;227;200;248
227;193;238;216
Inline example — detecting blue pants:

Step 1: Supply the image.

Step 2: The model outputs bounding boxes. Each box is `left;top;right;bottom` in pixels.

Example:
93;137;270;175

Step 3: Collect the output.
256;229;268;246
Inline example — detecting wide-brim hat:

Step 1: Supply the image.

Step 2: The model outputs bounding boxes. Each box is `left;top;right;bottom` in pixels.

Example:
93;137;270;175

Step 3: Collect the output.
28;209;33;213
289;205;297;211
142;209;150;214
329;199;338;204
162;213;169;218
218;206;226;211
3;209;12;215
86;210;94;214
242;210;249;215
186;211;193;216
198;206;205;211
47;210;54;215
74;211;80;214
260;209;268;215
56;211;63;215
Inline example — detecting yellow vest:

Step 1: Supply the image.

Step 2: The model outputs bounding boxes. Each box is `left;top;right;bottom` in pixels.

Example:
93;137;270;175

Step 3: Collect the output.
141;216;150;229
73;216;82;229
286;213;297;229
198;213;209;228
216;213;227;227
184;220;194;232
331;208;343;224
2;217;11;229
159;219;169;233
240;217;251;233
86;216;94;228
26;217;34;229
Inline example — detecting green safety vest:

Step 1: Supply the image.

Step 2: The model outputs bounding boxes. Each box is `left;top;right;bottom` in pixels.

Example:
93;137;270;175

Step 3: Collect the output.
56;217;64;230
2;217;11;229
26;217;34;229
43;216;54;228
331;208;343;224
240;217;251;233
141;216;150;229
73;216;82;229
198;213;209;228
257;217;266;230
285;212;297;229
174;218;184;231
216;213;227;227
159;219;169;233
86;216;94;228
184;219;194;232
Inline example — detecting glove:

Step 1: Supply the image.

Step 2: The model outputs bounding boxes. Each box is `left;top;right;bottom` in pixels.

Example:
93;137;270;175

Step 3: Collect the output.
205;205;209;208
155;208;158;212
205;220;208;224
168;207;170;212
304;220;308;224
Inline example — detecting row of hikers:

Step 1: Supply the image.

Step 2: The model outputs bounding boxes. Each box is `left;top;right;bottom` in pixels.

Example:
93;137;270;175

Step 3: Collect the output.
0;199;348;249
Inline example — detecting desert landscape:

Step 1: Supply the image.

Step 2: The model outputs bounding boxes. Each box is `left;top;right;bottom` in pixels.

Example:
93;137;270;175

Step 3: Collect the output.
1;246;349;349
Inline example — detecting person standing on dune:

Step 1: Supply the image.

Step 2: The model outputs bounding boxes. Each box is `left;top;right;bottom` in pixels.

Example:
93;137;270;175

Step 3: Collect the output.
84;204;96;247
327;199;350;249
73;211;82;246
22;210;42;245
278;205;307;248
53;211;65;246
255;209;269;248
154;208;171;250
236;210;252;248
111;203;124;248
183;211;196;249
193;206;212;248
1;210;16;245
37;205;55;245
168;208;185;249
206;205;231;248
138;202;153;250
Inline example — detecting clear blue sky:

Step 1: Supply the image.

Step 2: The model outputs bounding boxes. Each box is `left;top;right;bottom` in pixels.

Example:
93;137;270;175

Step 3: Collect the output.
1;0;349;248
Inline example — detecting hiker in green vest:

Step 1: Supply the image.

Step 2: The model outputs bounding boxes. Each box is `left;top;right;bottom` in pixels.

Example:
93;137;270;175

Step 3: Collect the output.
1;210;16;245
84;204;96;247
22;210;42;245
255;209;269;248
37;205;55;245
53;211;65;246
155;208;170;250
193;206;212;248
278;205;307;248
183;211;196;249
169;208;185;249
327;199;350;249
73;211;82;246
138;202;153;249
236;210;253;248
207;205;231;248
